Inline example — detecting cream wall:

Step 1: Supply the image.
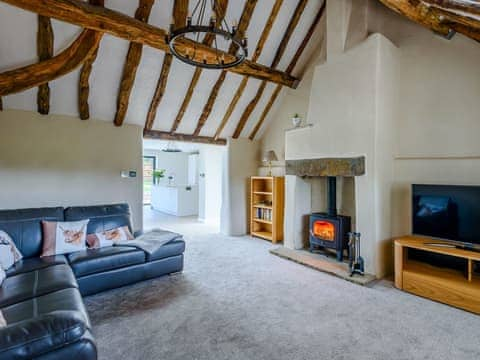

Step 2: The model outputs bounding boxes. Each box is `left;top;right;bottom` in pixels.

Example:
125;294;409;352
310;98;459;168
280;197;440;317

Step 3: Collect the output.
143;149;190;186
221;138;260;236
0;110;144;230
259;1;480;276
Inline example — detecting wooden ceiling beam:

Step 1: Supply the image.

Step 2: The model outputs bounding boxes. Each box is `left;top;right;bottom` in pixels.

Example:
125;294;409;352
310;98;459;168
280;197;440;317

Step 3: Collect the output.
0;0;298;88
144;0;189;131
212;0;284;140
37;15;53;115
189;0;258;136
143;129;227;146
79;0;104;120
249;1;326;140
379;0;480;41
0;30;102;96
232;0;308;139
169;0;230;134
425;0;480;17
114;0;155;127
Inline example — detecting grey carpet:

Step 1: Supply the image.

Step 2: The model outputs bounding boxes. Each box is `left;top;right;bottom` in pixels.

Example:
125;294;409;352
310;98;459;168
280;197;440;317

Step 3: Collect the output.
85;233;480;360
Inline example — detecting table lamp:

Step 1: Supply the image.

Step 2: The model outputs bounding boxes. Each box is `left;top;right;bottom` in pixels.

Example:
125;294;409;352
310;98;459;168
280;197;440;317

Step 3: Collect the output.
262;150;278;176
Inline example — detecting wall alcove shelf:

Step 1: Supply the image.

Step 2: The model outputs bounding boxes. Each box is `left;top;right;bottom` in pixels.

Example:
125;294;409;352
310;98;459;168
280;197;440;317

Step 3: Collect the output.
250;176;284;243
395;236;480;314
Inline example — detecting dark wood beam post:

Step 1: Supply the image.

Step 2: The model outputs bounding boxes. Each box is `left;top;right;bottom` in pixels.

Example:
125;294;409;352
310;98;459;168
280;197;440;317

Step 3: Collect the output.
232;0;308;139
114;0;155;127
143;129;227;145
212;0;284;140
0;0;298;87
144;0;190;130
78;0;104;120
187;0;258;136
37;15;53;114
0;30;102;96
166;0;230;134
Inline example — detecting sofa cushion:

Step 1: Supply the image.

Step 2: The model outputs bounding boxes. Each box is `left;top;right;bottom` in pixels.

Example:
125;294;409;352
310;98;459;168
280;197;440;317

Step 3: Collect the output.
64;203;134;237
6;255;68;277
147;239;186;261
0;264;78;308
0;207;64;258
0;311;89;360
67;246;145;278
0;288;90;328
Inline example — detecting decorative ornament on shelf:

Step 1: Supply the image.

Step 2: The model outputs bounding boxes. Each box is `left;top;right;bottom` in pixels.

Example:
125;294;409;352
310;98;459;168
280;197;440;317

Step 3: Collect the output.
166;0;248;70
262;150;278;177
292;113;301;128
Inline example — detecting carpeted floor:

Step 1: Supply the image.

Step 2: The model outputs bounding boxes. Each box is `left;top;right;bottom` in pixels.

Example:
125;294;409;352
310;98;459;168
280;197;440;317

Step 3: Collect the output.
85;231;480;360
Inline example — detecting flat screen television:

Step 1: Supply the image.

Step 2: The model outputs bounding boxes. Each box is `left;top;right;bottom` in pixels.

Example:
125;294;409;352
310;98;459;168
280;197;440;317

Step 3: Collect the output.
412;184;480;246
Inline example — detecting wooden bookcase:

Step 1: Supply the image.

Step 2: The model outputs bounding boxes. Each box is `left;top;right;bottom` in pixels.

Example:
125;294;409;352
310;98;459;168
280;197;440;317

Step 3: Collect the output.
395;236;480;314
250;176;284;243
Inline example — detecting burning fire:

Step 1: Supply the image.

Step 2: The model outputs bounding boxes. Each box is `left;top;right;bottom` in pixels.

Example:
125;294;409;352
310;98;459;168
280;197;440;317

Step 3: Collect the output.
312;221;335;241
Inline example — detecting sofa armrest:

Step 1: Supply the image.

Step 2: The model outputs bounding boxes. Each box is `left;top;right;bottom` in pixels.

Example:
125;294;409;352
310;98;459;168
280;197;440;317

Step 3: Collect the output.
0;311;88;360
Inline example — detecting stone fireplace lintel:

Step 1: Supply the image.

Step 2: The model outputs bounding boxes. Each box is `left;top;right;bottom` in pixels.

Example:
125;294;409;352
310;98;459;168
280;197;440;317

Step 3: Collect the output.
285;157;365;177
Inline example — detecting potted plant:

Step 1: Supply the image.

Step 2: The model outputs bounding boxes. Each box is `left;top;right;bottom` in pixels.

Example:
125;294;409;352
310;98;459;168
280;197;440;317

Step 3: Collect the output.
153;169;166;185
292;113;301;127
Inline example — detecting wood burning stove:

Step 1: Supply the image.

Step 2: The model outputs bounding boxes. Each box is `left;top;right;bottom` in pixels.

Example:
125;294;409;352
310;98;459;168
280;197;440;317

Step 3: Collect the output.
309;177;351;261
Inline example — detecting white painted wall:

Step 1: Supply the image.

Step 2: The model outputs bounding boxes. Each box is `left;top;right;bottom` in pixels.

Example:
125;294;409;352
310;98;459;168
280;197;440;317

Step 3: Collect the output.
221;138;260;236
0;110;143;230
259;1;480;276
198;146;225;225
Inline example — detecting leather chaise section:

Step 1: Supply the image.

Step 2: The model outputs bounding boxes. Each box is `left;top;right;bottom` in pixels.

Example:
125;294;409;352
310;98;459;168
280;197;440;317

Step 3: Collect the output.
6;255;68;277
68;246;146;277
0;288;90;329
0;311;90;360
0;264;78;308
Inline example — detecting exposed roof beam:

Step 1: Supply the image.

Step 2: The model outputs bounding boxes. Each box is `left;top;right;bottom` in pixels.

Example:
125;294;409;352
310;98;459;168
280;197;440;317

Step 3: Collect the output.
249;1;326;140
37;15;53;115
189;0;259;136
144;0;189;131
232;0;308;139
79;0;104;120
212;0;284;140
378;0;480;41
143;129;227;146
170;0;231;134
114;0;155;127
0;0;298;88
0;30;102;96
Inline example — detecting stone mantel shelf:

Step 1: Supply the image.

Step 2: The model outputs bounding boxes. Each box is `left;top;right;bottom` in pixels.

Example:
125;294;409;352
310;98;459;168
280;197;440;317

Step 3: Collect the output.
286;156;365;177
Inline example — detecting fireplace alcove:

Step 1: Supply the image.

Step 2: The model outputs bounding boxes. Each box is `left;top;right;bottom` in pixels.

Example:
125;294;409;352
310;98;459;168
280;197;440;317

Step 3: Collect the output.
284;157;364;262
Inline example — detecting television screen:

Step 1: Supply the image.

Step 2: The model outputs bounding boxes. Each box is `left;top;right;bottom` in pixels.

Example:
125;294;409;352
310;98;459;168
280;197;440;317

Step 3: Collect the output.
412;184;480;245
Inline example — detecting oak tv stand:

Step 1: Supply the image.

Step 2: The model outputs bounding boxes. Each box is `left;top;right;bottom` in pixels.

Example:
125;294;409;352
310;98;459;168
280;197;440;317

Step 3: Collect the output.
395;236;480;314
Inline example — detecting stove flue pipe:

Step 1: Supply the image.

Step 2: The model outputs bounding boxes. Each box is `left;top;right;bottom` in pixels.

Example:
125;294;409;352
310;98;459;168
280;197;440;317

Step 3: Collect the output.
327;176;337;217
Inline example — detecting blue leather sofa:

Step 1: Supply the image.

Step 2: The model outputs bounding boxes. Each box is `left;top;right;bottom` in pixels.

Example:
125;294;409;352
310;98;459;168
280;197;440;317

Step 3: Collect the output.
0;204;185;360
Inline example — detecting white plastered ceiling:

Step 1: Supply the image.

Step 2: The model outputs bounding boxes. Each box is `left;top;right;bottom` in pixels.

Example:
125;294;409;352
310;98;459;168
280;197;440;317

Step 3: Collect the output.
0;0;324;139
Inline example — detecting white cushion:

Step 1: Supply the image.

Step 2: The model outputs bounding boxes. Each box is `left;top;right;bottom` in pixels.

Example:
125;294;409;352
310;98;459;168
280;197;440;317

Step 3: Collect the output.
0;230;23;270
41;220;89;257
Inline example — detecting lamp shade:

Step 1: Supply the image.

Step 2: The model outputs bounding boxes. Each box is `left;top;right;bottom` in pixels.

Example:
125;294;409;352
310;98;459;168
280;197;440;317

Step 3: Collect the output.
262;150;278;162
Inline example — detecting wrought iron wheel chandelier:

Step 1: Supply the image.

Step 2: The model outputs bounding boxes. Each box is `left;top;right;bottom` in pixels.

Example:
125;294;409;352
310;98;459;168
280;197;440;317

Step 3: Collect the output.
167;0;248;69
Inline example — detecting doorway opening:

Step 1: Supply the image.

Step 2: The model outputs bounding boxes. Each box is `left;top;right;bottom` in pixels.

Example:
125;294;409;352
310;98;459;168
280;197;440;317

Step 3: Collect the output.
143;156;156;205
142;139;225;235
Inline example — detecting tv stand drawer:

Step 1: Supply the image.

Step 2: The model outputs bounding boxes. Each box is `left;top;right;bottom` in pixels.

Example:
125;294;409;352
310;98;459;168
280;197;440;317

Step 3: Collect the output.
403;269;480;314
